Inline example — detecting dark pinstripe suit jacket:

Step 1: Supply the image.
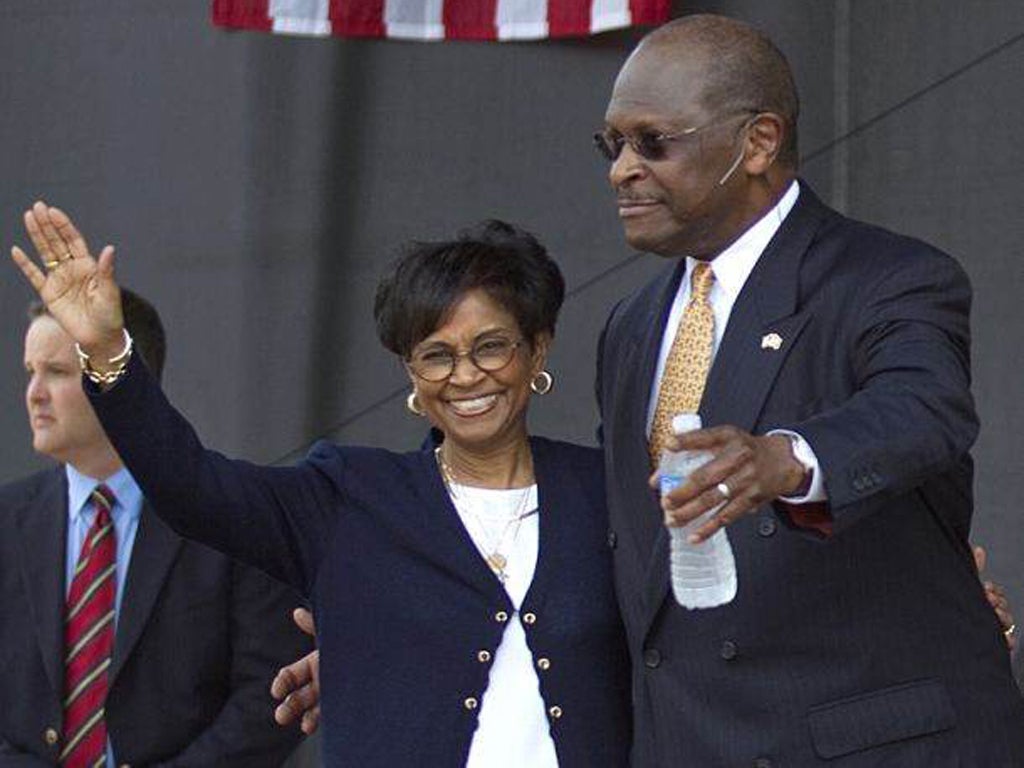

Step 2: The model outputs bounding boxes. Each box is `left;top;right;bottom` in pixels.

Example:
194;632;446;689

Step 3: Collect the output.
597;182;1024;766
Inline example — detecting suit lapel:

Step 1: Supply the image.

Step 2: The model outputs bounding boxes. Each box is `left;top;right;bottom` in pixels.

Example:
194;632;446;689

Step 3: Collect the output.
643;184;827;624
15;469;68;700
110;504;181;684
619;261;688;574
701;187;824;431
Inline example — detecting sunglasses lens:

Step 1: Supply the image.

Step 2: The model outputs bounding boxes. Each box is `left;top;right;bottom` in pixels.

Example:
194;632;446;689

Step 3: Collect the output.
634;132;666;161
593;133;619;161
593;131;671;162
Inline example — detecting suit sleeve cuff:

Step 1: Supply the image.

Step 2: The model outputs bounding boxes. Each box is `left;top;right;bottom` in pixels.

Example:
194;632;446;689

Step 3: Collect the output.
768;429;827;503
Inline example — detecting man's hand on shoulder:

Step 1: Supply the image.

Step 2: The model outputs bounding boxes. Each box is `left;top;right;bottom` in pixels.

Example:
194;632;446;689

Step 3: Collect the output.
271;608;321;735
973;546;1017;653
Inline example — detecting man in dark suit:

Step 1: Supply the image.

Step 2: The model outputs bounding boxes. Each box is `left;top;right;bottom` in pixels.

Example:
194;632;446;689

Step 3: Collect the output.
595;14;1024;766
0;290;310;766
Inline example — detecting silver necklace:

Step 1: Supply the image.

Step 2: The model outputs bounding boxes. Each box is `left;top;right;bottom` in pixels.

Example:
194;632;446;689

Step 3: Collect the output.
435;446;536;581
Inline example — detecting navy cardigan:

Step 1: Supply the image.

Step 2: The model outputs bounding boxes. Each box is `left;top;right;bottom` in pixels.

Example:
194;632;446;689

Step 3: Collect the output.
87;354;632;767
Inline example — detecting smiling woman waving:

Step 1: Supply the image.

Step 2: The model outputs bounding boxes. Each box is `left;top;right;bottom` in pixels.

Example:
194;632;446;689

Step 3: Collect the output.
10;203;631;768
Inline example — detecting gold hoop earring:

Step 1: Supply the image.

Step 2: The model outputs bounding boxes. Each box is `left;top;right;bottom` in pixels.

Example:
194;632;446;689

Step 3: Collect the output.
406;391;425;416
530;370;553;395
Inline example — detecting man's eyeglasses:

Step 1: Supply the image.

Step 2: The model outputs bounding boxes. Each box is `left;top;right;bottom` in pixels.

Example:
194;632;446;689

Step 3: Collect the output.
593;110;759;163
407;336;524;382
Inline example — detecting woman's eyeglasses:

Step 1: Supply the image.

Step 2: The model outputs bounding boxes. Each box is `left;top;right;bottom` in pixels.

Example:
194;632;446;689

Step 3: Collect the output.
407;337;524;382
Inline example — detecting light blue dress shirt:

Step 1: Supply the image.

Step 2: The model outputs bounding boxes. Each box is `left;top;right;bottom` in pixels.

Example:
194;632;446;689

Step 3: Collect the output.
64;463;143;767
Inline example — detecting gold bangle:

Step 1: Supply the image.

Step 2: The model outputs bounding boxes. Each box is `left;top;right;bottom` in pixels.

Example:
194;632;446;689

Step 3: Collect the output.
75;329;133;386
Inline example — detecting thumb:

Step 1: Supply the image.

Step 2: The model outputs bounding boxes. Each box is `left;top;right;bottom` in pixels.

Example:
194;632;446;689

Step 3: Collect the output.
97;245;117;281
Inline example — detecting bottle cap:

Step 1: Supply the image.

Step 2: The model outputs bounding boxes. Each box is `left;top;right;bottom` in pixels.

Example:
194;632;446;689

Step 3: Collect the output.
671;413;702;434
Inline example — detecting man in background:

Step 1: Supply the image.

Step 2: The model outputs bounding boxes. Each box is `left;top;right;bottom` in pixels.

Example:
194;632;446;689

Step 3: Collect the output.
0;289;311;766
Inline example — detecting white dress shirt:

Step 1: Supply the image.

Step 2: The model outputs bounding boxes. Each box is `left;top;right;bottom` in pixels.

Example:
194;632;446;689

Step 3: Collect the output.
645;181;826;502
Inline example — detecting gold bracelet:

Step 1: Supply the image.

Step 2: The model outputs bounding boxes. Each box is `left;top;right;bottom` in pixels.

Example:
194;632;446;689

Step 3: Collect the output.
75;329;133;386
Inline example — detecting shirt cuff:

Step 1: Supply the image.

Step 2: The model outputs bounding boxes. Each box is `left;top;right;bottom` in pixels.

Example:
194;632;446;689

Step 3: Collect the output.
767;429;827;503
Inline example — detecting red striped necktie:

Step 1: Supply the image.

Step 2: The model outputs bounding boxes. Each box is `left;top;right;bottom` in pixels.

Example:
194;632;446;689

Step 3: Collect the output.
60;484;117;768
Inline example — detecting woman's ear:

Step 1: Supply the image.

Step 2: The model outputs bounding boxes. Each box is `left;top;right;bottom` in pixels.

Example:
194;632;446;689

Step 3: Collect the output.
403;360;418;389
531;332;553;372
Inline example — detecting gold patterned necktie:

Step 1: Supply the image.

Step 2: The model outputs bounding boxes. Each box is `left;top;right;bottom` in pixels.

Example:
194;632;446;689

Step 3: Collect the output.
649;262;716;462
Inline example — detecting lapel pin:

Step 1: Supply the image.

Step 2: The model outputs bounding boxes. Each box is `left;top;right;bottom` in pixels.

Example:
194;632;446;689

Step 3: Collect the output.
761;332;783;351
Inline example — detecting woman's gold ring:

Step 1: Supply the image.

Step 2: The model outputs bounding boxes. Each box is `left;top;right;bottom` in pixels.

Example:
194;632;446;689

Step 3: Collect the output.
44;259;61;270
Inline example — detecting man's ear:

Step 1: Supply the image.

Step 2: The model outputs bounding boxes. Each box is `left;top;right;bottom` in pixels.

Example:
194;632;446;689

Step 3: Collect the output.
743;112;785;175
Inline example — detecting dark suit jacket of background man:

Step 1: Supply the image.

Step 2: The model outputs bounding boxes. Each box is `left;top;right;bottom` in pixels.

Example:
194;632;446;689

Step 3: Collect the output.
597;182;1024;766
0;466;311;766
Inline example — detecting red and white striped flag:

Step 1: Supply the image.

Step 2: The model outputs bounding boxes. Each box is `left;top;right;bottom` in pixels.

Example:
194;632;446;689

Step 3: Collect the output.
213;0;669;41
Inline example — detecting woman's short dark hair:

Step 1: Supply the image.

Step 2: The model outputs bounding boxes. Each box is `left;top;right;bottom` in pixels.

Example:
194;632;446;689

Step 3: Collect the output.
374;220;565;358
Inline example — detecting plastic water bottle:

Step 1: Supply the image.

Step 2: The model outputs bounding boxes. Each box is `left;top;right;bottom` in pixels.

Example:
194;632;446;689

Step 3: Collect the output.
658;413;737;609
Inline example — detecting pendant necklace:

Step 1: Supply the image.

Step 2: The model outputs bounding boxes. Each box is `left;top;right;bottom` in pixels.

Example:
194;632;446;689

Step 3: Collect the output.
436;446;536;581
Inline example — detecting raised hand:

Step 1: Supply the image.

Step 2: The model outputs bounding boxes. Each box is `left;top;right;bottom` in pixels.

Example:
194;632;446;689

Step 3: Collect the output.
10;201;125;362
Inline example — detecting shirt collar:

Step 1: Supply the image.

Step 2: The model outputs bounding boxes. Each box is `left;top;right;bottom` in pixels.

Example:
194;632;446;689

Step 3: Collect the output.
66;463;143;524
693;180;800;298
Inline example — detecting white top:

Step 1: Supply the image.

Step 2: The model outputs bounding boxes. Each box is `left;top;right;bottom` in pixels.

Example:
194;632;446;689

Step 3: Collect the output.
447;482;558;768
645;181;826;502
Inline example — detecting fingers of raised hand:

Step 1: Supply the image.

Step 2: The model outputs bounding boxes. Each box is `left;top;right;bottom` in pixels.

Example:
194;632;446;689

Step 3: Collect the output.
23;207;54;263
10;245;47;292
48;206;91;259
23;202;96;268
30;202;73;261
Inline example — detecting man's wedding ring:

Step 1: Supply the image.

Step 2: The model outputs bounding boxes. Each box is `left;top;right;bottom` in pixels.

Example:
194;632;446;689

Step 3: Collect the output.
716;482;731;499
